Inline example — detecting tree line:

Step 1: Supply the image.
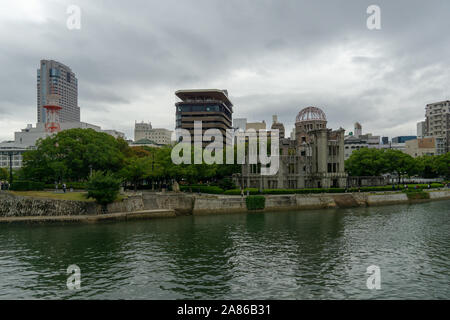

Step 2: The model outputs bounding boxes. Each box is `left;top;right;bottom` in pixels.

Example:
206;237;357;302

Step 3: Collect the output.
345;147;450;182
13;129;450;191
17;128;240;190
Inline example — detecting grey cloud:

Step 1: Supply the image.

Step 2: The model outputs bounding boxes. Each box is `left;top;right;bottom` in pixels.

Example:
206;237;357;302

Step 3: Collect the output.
1;0;449;141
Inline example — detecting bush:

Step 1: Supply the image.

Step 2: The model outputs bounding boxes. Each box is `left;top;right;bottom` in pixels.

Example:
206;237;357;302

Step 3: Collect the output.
10;180;45;191
405;190;430;200
224;188;260;195
217;177;236;190
87;171;122;208
246;195;266;210
180;185;224;194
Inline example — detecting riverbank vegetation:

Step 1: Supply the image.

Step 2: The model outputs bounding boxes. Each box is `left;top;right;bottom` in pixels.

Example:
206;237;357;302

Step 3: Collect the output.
9;191;94;202
246;195;266;210
345;148;450;181
6;129;450;202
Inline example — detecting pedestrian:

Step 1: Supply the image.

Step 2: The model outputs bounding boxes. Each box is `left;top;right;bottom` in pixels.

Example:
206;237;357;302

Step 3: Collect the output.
241;188;244;198
62;183;66;193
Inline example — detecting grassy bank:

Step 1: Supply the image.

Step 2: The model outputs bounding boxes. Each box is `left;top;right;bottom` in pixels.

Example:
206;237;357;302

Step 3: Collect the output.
9;191;95;202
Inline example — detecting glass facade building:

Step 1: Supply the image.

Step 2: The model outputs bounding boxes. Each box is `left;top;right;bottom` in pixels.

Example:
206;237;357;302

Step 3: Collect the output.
37;60;80;123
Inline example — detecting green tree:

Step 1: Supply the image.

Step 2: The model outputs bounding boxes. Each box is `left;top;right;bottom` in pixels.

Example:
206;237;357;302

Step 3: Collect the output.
416;155;438;178
383;149;418;183
434;152;450;179
21;128;128;183
0;167;8;181
119;157;153;191
345;148;388;176
87;171;122;212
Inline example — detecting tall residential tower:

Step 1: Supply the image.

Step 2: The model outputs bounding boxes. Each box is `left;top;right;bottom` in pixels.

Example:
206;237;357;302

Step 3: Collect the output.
424;100;450;153
37;60;80;123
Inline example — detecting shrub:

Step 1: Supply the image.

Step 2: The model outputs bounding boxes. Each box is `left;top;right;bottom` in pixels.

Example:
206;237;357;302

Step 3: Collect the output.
217;177;236;190
10;180;45;191
224;188;260;195
87;171;122;209
405;190;430;200
180;185;224;194
246;195;266;210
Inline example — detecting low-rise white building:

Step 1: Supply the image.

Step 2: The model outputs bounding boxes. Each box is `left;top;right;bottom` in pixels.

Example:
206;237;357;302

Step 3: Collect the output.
1;122;125;169
0;142;34;169
134;121;172;145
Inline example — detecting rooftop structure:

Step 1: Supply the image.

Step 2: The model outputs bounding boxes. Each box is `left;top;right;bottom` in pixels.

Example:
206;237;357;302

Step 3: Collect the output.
175;89;233;145
296;106;327;122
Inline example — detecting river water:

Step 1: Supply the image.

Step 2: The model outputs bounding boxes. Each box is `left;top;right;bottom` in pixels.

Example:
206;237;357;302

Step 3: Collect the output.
0;200;449;299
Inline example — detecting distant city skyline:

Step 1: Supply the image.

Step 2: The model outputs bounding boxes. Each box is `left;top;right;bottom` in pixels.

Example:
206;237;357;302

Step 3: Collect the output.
1;0;449;142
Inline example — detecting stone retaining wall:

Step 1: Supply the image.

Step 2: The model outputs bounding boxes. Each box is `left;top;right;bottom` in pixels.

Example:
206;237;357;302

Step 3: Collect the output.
1;189;449;218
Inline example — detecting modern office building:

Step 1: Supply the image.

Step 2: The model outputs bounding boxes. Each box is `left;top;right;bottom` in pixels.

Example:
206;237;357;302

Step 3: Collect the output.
37;60;80;123
134;121;172;145
424;100;450;152
175;89;233;144
392;136;417;144
238;107;347;189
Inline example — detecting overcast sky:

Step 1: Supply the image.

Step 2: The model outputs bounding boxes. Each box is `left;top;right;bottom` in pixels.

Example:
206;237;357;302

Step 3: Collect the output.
0;0;449;141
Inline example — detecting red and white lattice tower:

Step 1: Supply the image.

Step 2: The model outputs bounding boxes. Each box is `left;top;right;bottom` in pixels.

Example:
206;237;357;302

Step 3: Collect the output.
44;94;62;133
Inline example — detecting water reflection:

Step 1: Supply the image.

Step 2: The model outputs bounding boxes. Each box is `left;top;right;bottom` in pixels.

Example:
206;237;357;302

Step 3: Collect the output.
0;200;448;299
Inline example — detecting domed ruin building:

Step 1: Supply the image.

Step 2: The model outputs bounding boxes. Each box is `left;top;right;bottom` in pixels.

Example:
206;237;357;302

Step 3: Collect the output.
240;107;347;189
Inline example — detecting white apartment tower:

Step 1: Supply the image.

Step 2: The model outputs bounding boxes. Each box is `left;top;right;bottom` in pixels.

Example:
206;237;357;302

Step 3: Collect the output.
424;100;450;153
37;60;80;123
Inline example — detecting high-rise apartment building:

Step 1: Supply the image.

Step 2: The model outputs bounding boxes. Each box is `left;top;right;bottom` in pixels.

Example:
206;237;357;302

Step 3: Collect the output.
37;60;80;123
424;100;450;152
175;89;233;144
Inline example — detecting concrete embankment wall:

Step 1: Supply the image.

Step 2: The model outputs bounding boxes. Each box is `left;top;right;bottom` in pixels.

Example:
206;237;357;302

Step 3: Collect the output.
1;189;449;220
190;190;450;215
0;192;145;217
